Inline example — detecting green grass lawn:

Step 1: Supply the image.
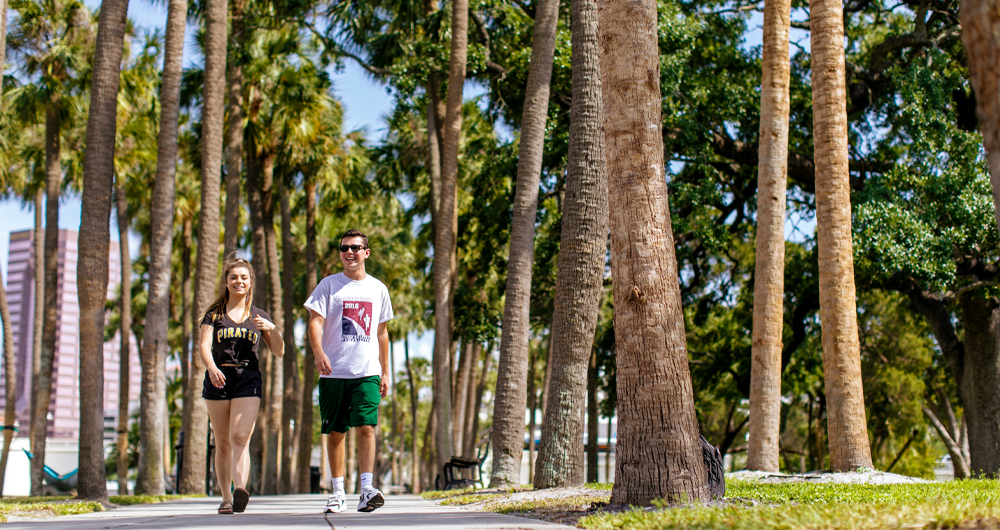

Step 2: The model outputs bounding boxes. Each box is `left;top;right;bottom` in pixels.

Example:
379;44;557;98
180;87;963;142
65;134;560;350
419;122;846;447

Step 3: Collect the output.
424;479;1000;529
580;480;1000;530
0;494;198;523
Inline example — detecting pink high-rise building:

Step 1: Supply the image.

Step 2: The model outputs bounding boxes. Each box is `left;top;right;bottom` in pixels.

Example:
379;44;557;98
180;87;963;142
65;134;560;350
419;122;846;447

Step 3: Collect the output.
1;229;141;440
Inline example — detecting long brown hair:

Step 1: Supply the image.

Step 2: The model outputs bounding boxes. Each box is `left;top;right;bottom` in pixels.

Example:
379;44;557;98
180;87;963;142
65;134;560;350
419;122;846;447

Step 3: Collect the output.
203;256;256;323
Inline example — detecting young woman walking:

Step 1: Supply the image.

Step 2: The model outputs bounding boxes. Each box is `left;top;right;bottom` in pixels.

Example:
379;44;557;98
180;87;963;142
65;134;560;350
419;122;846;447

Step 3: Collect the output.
200;258;283;514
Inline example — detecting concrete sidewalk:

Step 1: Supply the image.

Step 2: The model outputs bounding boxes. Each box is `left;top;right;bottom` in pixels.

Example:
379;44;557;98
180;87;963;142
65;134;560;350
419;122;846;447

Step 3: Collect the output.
4;494;576;530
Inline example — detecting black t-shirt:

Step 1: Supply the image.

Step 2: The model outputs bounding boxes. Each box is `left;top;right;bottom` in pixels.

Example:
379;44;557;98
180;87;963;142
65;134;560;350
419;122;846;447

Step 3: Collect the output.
201;306;270;366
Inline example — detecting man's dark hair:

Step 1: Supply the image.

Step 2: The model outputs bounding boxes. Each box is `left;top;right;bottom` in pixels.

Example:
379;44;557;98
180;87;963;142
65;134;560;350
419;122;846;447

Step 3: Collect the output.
340;229;369;249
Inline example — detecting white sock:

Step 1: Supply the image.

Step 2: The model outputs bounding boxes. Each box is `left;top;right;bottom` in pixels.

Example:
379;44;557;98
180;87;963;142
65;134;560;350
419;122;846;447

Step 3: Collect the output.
360;472;373;490
331;477;345;493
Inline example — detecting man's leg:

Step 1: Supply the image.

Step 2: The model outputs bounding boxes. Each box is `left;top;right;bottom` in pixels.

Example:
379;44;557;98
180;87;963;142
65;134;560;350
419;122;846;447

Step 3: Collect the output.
356;424;375;477
328;431;347;482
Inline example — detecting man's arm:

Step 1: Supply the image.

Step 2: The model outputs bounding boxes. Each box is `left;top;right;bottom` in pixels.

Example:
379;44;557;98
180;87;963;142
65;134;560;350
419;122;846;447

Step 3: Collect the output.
377;321;390;397
308;309;333;376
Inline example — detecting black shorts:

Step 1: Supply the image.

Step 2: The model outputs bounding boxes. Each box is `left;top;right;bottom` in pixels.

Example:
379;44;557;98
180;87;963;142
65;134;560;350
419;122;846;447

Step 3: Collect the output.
202;367;263;400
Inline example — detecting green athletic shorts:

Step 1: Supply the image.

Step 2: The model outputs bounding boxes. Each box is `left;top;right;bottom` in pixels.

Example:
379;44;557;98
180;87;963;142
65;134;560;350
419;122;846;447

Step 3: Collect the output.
318;376;381;434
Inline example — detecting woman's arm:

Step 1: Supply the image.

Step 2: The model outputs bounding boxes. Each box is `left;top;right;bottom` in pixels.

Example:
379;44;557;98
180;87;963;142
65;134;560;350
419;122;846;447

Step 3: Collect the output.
254;314;284;357
201;323;226;388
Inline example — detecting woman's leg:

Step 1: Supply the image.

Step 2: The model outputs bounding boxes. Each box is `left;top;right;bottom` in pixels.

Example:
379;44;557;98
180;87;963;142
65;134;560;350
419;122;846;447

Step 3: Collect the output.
206;399;234;502
229;397;260;489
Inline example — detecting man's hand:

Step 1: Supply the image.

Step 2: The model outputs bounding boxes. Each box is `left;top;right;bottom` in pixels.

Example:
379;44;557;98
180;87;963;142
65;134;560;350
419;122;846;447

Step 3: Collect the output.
315;353;333;376
379;375;389;397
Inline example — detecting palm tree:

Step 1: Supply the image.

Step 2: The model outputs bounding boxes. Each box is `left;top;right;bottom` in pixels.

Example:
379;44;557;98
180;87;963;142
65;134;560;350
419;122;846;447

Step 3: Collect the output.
8;0;92;495
810;0;873;472
532;0;608;487
136;0;185;497
959;0;1000;233
0;0;16;496
76;0;133;500
599;0;709;505
181;0;228;494
432;0;470;471
746;0;791;473
115;180;131;495
489;0;561;489
223;0;246;258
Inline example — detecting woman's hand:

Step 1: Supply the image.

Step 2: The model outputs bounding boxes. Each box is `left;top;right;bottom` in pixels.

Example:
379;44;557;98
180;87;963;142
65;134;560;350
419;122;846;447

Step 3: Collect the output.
254;315;276;332
208;366;226;388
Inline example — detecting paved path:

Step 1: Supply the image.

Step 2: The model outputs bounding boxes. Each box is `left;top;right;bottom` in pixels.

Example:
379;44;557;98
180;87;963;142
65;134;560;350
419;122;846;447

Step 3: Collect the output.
5;494;575;530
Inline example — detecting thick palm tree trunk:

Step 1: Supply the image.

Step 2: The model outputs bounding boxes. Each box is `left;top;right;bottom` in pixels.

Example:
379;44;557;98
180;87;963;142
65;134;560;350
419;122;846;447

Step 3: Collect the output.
296;175;317;493
279;179;298;493
31;105;61;497
533;0;608;488
115;182;132;496
746;0;791;473
77;0;132;500
137;0;185;495
0;263;15;496
432;0;470;471
810;0;873;472
960;0;1000;235
261;153;284;494
223;0;245;258
957;293;1000;475
490;0;559;487
599;0;709;504
182;0;228;494
30;188;43;443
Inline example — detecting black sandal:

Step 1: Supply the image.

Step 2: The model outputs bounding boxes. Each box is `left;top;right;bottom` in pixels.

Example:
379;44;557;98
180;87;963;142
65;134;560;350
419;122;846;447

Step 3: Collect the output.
233;487;250;513
218;501;234;515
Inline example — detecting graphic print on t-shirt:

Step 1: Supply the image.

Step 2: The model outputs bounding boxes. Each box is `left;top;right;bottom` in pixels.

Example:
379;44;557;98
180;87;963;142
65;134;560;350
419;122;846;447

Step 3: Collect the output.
342;299;373;342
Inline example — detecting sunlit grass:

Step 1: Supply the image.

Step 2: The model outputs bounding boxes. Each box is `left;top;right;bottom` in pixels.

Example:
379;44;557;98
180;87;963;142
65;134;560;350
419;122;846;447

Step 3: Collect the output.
579;479;1000;530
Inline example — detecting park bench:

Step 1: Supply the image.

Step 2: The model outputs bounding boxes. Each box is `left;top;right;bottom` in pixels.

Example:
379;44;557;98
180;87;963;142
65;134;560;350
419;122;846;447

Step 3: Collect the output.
439;428;492;490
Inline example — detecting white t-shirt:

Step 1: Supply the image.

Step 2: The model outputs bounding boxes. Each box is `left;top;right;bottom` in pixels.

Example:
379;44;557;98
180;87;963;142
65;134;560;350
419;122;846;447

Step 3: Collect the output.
303;272;394;378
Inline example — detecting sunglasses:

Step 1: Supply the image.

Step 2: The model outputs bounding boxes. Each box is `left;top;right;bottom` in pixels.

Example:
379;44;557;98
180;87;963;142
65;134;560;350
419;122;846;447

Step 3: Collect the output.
340;244;368;253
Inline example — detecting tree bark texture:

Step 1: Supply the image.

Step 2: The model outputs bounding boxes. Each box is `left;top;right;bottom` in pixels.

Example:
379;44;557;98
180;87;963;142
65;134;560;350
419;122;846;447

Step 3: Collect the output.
747;0;791;473
137;0;185;494
598;0;710;504
0;256;16;495
31;105;61;496
30;189;43;444
958;294;1000;476
432;0;469;470
959;0;1000;235
116;182;132;496
77;0;131;499
223;0;244;258
534;0;608;487
262;154;284;494
296;175;317;493
279;179;298;493
810;0;873;472
490;0;559;487
182;0;227;494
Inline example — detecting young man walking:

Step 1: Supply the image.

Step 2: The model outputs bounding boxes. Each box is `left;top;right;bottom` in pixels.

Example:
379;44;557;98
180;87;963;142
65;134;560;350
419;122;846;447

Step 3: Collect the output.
305;229;393;513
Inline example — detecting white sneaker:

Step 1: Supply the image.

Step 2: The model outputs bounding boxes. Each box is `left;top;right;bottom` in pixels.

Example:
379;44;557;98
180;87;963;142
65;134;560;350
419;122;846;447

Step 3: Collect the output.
325;491;347;513
357;486;385;512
